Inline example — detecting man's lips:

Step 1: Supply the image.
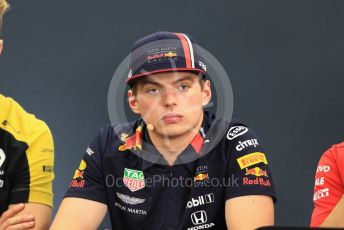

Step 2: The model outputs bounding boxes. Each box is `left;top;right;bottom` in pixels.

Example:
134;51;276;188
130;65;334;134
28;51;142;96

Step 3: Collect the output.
161;113;183;124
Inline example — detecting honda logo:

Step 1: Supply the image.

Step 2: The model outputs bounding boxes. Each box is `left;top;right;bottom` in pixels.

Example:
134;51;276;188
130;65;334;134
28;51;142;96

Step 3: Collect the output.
191;210;207;225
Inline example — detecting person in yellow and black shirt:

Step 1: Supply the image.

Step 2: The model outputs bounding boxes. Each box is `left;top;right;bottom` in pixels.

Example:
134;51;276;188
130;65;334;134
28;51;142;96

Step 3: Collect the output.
0;1;54;229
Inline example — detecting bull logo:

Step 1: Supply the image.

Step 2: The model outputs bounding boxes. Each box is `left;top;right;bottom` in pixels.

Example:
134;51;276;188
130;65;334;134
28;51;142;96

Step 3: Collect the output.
118;126;143;151
245;167;268;177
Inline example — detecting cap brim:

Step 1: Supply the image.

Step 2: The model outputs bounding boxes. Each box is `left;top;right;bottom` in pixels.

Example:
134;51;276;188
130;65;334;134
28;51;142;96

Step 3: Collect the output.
127;68;206;85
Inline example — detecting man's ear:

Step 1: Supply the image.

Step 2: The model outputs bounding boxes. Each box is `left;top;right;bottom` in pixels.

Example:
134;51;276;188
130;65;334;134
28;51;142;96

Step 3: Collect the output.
128;90;141;114
202;80;212;106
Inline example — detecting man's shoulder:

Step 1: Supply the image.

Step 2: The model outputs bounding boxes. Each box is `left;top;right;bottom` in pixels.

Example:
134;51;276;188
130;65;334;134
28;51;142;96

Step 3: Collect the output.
95;119;142;148
206;117;266;158
208;116;252;142
333;141;344;150
0;94;52;145
323;141;344;163
313;142;344;176
100;120;140;137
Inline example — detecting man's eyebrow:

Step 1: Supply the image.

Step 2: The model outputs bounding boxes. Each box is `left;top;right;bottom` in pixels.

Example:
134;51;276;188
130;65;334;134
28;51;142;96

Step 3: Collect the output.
140;79;162;87
140;75;196;87
173;75;196;84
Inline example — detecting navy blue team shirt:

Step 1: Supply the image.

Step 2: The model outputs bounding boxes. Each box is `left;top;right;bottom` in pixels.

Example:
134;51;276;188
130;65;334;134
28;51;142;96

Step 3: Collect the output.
65;112;276;230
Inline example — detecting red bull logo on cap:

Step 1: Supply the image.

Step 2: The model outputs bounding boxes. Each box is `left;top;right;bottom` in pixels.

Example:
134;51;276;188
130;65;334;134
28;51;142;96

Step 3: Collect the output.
118;126;143;151
245;167;268;177
164;52;177;58
147;51;177;60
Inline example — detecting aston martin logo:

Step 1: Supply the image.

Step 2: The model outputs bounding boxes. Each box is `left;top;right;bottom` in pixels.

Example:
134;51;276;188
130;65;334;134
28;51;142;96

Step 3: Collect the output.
116;192;145;205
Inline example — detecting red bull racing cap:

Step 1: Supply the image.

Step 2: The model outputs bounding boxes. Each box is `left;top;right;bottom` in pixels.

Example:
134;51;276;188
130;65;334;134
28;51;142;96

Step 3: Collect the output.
127;31;207;86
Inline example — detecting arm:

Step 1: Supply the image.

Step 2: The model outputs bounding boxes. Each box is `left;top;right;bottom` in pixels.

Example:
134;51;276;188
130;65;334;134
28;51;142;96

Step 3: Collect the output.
225;195;274;230
3;109;55;230
50;198;107;230
52;128;109;229
0;204;33;230
15;126;54;230
321;195;344;227
224;126;276;230
0;203;50;230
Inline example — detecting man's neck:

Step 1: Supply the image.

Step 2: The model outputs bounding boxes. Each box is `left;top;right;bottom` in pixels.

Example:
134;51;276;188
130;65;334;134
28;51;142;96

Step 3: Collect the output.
147;113;204;166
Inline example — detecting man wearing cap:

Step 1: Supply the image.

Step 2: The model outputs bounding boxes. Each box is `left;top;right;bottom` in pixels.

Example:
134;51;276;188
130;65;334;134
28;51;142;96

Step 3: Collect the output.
0;1;55;229
52;31;275;230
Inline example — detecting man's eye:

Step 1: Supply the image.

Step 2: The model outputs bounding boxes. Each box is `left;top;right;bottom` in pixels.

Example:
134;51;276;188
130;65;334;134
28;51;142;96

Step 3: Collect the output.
179;84;190;91
147;88;160;95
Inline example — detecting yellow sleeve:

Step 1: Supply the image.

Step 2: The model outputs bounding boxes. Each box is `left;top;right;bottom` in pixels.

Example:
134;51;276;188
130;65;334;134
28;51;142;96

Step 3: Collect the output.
26;121;55;207
0;94;55;207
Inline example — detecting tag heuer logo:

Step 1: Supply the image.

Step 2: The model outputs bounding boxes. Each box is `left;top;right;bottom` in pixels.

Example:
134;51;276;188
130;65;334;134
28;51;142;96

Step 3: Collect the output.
123;168;145;192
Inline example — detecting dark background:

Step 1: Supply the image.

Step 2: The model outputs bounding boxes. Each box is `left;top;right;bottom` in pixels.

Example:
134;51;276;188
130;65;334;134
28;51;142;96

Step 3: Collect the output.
1;0;344;227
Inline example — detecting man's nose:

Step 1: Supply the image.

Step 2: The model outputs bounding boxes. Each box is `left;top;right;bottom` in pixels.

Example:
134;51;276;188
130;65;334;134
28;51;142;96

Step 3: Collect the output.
161;88;178;107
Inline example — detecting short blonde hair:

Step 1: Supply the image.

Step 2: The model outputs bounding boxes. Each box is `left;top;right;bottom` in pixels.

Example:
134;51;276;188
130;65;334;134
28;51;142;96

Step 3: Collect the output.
0;0;9;20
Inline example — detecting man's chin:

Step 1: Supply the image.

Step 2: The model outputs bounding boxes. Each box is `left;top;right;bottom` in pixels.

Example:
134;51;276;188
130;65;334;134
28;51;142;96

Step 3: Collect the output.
155;125;196;139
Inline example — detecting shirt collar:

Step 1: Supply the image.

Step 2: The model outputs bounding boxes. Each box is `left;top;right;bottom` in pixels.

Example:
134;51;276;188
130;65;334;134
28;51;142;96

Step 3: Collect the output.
140;112;211;171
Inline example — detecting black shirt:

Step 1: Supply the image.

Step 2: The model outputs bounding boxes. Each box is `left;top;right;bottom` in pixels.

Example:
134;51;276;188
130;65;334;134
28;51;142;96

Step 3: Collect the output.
65;113;276;230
